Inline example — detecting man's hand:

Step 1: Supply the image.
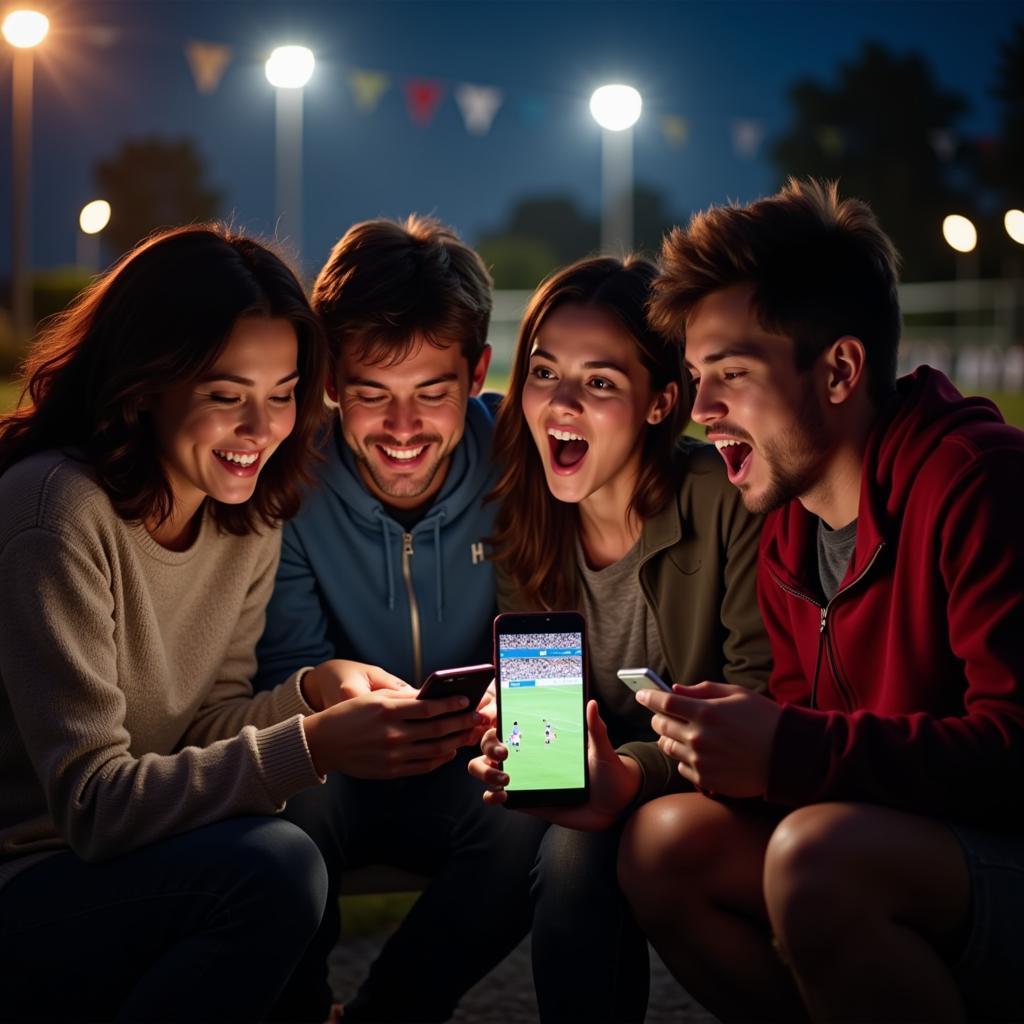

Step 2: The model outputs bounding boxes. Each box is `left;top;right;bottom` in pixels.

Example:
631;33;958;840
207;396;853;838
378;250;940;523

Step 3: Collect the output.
302;659;415;711
636;681;782;797
302;691;483;778
467;700;643;831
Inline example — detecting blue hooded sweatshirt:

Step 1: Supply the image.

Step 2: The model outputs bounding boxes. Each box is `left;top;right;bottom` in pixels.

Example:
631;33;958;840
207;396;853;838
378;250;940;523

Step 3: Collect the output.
254;393;500;689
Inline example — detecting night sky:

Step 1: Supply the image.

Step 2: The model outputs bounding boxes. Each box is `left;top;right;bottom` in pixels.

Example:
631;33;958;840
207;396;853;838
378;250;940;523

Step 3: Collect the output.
1;0;1020;278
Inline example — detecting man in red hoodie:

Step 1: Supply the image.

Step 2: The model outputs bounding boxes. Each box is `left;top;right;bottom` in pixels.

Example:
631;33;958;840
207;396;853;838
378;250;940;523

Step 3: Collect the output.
618;179;1024;1022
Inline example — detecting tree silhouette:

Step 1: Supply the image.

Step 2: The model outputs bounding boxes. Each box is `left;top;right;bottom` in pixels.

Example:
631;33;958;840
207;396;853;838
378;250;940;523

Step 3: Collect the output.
772;42;972;280
94;138;223;256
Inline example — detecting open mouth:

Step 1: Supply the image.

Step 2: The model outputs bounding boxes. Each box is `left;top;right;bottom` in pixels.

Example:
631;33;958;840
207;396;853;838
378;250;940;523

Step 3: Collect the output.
714;439;753;482
213;448;262;476
376;442;430;468
548;427;589;474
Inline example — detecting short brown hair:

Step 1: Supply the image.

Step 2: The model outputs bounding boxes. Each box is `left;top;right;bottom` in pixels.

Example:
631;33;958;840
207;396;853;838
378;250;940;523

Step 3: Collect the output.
0;225;328;535
312;214;493;372
651;178;902;405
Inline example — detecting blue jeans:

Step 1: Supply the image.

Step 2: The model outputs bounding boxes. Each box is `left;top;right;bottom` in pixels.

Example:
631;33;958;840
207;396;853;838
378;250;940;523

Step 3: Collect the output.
0;816;328;1023
530;824;650;1023
272;750;548;1022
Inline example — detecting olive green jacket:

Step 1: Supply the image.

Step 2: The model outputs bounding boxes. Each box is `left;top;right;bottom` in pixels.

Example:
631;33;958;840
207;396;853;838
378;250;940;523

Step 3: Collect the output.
497;438;771;805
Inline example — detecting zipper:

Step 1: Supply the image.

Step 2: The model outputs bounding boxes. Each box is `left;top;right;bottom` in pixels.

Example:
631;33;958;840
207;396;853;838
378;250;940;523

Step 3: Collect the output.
402;532;423;684
770;540;885;711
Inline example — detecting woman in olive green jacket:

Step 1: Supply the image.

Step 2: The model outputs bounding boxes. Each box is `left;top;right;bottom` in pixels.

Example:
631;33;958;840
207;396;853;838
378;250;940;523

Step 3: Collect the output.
469;255;770;1023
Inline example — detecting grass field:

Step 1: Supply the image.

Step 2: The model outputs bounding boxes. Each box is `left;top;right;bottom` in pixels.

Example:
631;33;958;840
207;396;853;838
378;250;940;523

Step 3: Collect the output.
498;682;586;792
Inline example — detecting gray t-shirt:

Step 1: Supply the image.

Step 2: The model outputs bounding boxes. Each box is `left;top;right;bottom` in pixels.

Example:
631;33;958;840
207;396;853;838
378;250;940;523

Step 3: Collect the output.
576;536;668;748
817;517;858;601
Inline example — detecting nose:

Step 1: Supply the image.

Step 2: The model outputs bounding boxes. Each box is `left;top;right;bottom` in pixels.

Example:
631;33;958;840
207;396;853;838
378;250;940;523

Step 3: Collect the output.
550;377;584;415
689;379;725;426
237;400;272;446
383;397;422;439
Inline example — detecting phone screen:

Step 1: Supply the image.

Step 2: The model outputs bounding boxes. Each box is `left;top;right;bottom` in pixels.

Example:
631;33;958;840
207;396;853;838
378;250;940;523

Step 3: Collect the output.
496;624;586;797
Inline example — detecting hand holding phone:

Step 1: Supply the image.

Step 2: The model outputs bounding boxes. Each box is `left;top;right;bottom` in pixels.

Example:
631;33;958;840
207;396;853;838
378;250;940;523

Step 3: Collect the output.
416;664;494;713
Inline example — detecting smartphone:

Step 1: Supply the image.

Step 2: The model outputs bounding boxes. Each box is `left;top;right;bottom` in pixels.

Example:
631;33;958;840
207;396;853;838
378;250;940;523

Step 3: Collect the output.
416;664;494;713
494;610;588;807
616;666;672;695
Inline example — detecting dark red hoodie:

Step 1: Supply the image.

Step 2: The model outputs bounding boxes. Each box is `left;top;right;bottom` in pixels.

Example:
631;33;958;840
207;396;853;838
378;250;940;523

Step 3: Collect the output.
759;366;1024;827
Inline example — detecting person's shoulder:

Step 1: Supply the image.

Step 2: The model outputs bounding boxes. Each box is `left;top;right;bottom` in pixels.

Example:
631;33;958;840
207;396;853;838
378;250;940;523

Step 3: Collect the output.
0;450;112;540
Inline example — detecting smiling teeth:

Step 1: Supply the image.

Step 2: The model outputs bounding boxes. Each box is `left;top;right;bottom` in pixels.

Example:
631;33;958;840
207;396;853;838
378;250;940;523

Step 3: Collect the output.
714;440;744;449
549;428;586;442
215;450;258;466
383;445;425;460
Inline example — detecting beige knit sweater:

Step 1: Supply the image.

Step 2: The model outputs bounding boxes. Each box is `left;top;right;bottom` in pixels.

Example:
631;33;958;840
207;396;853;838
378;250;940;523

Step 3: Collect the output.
0;451;323;891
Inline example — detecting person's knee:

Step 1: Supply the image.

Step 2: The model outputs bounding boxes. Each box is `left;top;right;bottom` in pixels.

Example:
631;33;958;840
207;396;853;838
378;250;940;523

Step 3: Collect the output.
234;817;330;937
618;795;725;916
764;804;864;968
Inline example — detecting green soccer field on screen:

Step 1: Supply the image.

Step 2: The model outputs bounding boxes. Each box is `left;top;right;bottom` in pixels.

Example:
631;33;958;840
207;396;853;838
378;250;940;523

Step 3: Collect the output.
499;683;585;791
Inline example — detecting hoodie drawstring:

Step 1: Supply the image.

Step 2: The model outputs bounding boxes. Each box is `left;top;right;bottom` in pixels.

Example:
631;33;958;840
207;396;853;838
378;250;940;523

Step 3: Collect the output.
373;509;397;611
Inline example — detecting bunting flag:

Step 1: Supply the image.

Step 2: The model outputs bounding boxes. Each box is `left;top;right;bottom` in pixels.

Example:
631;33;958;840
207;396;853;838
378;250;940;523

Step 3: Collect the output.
185;40;232;95
350;69;390;113
455;83;504;136
817;125;845;158
731;118;765;159
405;78;445;126
930;129;956;162
659;114;689;148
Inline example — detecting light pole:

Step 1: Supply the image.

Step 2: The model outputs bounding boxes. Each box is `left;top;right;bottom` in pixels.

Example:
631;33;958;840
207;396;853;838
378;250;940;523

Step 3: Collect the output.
589;84;642;255
3;8;49;343
77;199;111;273
265;45;314;263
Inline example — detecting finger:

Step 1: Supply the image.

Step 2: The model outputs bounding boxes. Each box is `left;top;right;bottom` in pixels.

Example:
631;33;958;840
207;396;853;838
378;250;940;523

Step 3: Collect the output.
402;695;472;719
365;666;413;692
482;789;508;807
467;754;502;783
649;712;692;743
584;700;617;761
635;688;703;720
673;680;736;699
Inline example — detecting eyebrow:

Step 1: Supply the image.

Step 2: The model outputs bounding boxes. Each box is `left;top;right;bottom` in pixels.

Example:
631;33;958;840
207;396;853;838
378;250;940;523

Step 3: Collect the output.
684;341;767;369
346;373;459;389
199;370;300;386
529;347;630;376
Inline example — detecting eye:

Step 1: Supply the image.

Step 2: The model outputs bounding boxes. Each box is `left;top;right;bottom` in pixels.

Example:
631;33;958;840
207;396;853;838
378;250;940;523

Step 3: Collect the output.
418;392;446;403
270;391;296;405
529;365;556;381
208;393;241;405
587;376;615;391
355;393;387;405
723;370;747;381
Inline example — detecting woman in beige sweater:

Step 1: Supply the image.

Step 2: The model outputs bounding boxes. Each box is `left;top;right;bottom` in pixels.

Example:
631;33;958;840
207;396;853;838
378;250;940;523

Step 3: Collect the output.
0;226;479;1022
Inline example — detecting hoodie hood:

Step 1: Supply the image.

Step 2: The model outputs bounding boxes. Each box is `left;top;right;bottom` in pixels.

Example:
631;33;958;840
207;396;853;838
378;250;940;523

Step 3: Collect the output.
763;366;1007;593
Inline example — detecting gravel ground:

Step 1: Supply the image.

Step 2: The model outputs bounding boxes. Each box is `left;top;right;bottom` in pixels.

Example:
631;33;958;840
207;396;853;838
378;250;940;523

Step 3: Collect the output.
328;934;718;1023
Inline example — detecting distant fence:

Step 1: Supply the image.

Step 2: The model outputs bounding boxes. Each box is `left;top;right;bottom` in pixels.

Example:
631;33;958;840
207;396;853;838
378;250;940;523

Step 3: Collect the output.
489;281;1024;393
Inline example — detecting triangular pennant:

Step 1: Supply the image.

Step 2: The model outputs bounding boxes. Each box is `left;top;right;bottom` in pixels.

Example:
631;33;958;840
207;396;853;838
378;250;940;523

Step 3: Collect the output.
350;69;390;113
731;118;765;159
930;129;956;162
817;125;845;158
405;79;445;126
455;83;503;136
660;114;689;149
185;41;232;95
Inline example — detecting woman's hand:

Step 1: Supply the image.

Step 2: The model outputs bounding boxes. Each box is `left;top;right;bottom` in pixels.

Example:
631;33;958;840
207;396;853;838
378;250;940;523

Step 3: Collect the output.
301;658;415;711
467;700;643;831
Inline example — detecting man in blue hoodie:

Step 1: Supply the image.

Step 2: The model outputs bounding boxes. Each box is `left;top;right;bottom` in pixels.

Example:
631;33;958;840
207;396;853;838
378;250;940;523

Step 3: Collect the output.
257;216;544;1023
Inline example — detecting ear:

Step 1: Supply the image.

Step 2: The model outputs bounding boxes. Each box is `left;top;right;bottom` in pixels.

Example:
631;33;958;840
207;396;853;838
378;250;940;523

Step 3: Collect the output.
824;336;866;406
646;380;679;425
469;344;492;397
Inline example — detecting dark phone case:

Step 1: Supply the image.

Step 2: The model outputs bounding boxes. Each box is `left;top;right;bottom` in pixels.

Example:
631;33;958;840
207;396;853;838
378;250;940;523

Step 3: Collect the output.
494;611;590;808
416;664;494;711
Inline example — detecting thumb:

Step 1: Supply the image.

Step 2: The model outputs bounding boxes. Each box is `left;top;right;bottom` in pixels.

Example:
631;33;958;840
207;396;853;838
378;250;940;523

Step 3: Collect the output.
672;680;735;700
367;667;415;694
585;700;617;763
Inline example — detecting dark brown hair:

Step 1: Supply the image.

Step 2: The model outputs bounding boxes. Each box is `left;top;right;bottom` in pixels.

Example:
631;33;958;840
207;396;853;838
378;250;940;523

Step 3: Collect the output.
0;224;328;534
311;214;493;373
489;255;688;610
650;178;902;405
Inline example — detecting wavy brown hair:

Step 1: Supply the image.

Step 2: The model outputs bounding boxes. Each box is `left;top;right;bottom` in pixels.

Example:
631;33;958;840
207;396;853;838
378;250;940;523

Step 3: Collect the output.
489;256;689;610
0;224;328;534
